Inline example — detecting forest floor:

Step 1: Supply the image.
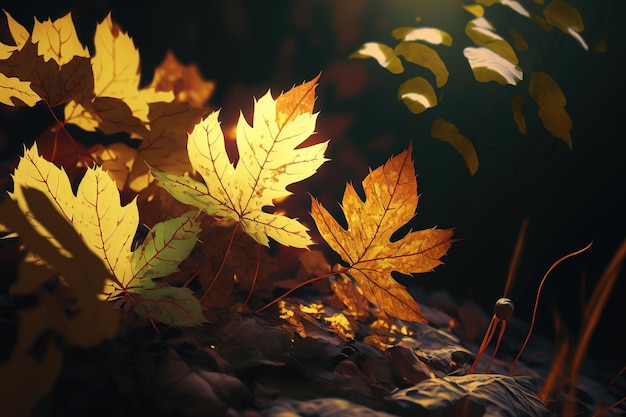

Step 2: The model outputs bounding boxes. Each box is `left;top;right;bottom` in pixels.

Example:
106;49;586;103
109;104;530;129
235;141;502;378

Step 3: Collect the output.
20;281;626;417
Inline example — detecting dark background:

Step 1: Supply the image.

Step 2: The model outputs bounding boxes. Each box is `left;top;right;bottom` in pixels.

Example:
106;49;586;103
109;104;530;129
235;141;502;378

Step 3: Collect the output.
1;0;624;363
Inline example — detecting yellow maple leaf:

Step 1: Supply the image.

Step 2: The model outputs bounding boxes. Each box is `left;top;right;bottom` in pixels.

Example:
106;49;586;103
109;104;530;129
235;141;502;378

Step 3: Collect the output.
154;75;328;248
64;12;173;131
0;10;29;59
31;12;89;66
0;73;40;107
310;145;454;323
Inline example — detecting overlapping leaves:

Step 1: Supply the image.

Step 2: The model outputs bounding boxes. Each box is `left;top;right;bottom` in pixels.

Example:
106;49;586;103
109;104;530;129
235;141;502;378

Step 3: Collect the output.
153;74;328;248
9;144;205;326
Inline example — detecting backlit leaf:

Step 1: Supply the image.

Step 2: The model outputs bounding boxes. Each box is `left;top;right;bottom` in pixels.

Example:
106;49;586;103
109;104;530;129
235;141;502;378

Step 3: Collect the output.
311;146;454;323
90;142;138;190
529;71;572;148
431;118;479;175
391;27;452;46
0;10;28;59
65;13;173;131
397;77;437;114
476;0;530;17
465;17;519;65
0;73;40;106
350;42;404;74
131;210;202;281
463;46;522;85
31;12;89;66
149;50;215;108
155;76;329;248
395;42;449;87
543;0;587;50
9;144;204;326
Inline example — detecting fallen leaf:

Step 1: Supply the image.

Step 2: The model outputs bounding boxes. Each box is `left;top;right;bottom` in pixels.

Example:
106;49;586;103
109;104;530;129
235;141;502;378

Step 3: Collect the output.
311;145;454;323
153;75;329;248
528;71;572;148
431;118;479;175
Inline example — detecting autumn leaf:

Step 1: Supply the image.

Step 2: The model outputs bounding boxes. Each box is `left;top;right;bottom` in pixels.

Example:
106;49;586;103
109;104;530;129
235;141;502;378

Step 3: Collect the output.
529;71;572;148
397;77;437;114
148;50;215;108
64;12;173;132
0;73;40;106
310;145;454;323
0;12;94;107
153;74;328;248
395;42;449;87
350;42;404;74
10;144;205;326
431;118;479;175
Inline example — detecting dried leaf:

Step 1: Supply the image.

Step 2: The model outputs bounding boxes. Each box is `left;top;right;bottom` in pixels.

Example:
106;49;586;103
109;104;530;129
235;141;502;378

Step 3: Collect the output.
397;77;437;114
154;75;328;248
350;42;404;74
529;71;572;148
395;42;449;87
431;118;479;175
311;146;454;323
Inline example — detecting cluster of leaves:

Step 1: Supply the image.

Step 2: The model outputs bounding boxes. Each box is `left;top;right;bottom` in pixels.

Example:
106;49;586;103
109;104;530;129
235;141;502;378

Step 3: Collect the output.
351;0;597;174
0;10;454;415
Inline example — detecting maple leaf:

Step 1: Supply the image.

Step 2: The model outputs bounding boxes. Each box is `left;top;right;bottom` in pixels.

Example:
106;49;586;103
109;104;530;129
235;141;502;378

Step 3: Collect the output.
64;12;173;133
153;74;328;248
310;145;454;323
148;50;215;108
10;144;205;326
0;12;93;107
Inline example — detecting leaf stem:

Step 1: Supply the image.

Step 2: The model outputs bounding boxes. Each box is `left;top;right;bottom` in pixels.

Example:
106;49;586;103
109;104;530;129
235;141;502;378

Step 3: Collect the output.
255;267;351;313
199;222;240;303
243;242;261;307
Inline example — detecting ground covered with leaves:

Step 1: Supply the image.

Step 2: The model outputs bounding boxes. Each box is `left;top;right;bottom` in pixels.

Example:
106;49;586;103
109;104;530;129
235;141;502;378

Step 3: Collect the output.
11;282;624;417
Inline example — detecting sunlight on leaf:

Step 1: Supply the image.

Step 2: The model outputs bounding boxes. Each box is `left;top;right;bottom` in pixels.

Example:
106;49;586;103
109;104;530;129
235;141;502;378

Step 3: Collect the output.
311;145;454;323
350;42;404;74
65;12;173;131
511;95;527;134
155;76;328;248
0;10;28;59
543;0;587;50
466;17;519;64
463;47;522;85
391;27;452;46
463;4;485;17
397;77;437;114
529;71;572;148
31;13;89;66
131;210;201;282
476;0;530;17
431;118;479;175
90;142;137;190
149;50;215;108
324;313;355;341
0;73;40;106
395;42;449;87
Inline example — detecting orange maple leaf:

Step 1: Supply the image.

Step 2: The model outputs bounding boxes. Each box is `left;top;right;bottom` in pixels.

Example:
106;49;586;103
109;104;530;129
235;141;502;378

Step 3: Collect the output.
310;145;454;323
